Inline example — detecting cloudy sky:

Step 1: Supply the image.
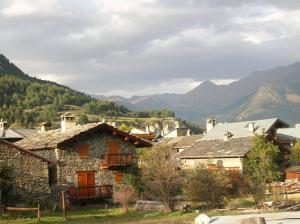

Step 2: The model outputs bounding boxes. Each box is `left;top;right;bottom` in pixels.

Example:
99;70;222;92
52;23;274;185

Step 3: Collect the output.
1;0;300;97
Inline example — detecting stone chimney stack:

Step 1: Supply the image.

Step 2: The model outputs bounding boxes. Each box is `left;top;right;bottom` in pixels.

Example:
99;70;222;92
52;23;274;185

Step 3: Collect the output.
206;117;216;132
61;113;76;132
248;122;255;133
0;119;8;131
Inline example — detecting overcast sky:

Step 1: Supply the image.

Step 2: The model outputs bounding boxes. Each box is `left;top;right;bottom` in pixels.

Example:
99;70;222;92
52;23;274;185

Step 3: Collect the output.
1;0;300;97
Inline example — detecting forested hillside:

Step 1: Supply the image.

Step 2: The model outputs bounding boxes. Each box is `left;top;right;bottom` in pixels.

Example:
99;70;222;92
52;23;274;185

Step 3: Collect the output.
0;55;175;128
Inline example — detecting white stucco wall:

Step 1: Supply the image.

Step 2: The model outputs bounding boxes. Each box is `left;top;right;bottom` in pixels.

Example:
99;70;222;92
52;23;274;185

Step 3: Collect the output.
180;157;244;170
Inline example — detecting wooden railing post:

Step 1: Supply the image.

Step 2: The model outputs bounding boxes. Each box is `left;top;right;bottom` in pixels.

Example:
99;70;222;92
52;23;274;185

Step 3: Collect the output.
62;191;66;221
37;203;40;222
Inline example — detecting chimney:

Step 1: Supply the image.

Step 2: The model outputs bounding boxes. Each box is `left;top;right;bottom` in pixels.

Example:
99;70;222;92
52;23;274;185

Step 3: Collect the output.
248;122;255;133
0;119;8;131
61;113;76;132
223;131;233;141
40;122;52;133
206;117;216;132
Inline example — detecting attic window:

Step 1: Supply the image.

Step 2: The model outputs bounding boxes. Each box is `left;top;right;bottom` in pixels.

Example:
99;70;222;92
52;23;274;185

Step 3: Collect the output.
78;144;89;158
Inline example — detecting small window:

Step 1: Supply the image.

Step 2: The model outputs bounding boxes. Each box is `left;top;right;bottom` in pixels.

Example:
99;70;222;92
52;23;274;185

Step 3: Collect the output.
114;172;123;184
78;144;89;158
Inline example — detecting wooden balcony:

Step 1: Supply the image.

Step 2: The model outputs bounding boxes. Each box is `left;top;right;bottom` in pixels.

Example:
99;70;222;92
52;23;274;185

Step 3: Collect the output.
67;185;113;202
100;154;133;169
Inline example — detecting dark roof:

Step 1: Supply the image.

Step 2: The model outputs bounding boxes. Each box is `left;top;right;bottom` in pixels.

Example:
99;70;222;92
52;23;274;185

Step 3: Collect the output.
16;123;152;150
0;140;54;164
177;137;253;159
285;166;300;172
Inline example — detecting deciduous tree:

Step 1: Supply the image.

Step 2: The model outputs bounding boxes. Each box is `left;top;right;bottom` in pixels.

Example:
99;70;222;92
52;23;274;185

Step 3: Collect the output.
140;143;182;211
243;135;280;205
184;165;232;208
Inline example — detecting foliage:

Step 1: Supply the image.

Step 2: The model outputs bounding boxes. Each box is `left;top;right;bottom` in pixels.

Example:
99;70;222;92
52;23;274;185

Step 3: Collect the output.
84;100;130;117
78;114;90;124
177;118;203;134
0;75;92;127
290;139;300;162
243;135;281;205
183;165;232;208
129;109;175;118
0;163;14;204
140;143;182;211
125;164;145;198
114;185;136;213
118;123;133;132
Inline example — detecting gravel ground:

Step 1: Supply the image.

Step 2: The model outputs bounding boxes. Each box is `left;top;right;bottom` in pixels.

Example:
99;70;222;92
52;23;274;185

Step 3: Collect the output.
211;211;300;224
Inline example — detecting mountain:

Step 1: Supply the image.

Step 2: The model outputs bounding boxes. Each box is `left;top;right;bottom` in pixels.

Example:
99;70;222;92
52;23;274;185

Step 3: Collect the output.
101;62;300;125
0;54;179;128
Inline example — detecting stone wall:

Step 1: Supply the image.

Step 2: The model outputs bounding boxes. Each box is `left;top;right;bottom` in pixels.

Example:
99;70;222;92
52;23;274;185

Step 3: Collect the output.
32;130;137;193
0;141;50;204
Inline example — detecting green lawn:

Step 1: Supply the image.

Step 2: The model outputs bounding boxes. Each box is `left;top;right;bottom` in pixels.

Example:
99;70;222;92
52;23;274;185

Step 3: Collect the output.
0;206;242;224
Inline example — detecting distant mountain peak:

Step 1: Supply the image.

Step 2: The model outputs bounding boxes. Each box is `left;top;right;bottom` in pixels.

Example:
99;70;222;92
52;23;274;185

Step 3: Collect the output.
200;80;217;87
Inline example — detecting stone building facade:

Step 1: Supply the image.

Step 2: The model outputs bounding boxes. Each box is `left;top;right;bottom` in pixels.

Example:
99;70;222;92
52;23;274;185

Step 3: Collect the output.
17;113;151;203
0;140;53;204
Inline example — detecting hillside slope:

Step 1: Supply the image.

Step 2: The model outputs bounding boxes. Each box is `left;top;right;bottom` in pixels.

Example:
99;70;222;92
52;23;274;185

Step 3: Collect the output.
101;62;300;124
0;55;179;128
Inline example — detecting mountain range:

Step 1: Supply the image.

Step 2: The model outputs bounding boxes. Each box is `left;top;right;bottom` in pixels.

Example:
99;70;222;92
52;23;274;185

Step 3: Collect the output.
98;62;300;125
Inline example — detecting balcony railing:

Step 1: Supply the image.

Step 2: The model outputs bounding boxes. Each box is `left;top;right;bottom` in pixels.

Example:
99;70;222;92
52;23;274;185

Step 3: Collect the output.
100;154;133;169
67;185;113;202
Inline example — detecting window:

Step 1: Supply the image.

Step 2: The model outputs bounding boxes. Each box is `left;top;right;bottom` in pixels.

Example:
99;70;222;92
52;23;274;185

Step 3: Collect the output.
108;141;120;154
78;144;89;158
114;172;123;184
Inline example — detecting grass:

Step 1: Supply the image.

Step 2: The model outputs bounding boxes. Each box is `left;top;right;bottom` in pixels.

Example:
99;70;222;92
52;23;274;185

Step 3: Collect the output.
0;206;243;224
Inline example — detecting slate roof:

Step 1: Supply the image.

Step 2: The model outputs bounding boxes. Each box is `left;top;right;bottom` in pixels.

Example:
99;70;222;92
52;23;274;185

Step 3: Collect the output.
277;128;300;141
164;135;204;148
16;123;152;150
285;165;300;172
0;129;24;139
203;118;288;140
0;140;54;164
0;128;38;140
177;137;253;159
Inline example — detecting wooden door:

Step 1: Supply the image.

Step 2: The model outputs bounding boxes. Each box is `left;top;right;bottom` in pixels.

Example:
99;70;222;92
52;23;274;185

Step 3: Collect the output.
108;141;120;165
77;171;96;198
87;172;96;196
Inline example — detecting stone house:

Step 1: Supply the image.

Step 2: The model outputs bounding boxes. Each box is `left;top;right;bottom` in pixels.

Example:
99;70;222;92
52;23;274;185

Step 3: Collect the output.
176;137;252;172
175;118;289;172
16;113;152;203
0;119;38;143
0;140;54;204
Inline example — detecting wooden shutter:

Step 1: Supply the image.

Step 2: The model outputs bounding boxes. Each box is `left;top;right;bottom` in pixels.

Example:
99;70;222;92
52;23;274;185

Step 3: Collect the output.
108;141;120;154
114;172;123;184
78;144;89;158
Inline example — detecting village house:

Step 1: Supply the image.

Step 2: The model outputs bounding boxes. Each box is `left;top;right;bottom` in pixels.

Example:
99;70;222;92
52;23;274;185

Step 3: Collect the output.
175;118;289;172
0;140;54;204
276;124;300;181
0;119;38;142
16;113;152;204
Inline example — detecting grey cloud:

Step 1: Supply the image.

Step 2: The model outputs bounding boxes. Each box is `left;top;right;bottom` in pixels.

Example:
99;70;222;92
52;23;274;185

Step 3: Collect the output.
0;0;299;96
